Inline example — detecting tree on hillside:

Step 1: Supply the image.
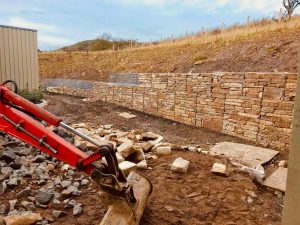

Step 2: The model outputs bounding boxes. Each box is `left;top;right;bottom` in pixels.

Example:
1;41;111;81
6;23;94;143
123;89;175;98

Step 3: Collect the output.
97;32;113;40
283;0;300;18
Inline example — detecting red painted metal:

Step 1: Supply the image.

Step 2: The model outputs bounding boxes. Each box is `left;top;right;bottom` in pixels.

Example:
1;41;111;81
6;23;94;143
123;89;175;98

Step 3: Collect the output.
0;86;62;126
0;85;98;175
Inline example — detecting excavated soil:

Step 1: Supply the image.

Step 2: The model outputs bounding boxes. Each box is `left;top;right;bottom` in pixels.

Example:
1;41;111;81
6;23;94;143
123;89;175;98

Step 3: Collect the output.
38;94;285;225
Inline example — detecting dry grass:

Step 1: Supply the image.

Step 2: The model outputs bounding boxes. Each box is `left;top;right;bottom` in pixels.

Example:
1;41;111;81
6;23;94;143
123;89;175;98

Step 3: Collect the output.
39;16;300;81
50;16;300;54
137;16;300;49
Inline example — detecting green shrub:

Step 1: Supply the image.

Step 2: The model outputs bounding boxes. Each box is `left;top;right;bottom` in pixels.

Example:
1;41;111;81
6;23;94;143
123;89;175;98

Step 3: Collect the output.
18;89;43;104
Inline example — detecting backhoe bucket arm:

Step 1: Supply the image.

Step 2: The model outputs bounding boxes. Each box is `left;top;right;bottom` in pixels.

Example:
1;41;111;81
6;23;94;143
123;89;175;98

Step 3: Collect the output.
0;82;152;225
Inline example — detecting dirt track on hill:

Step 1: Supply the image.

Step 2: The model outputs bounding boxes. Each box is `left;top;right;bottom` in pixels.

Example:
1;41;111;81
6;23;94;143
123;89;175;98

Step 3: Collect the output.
38;95;284;225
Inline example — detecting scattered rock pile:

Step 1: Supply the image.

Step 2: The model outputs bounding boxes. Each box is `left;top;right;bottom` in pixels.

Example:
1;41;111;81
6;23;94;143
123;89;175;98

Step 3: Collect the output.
64;123;195;175
0;133;89;224
0;123;194;224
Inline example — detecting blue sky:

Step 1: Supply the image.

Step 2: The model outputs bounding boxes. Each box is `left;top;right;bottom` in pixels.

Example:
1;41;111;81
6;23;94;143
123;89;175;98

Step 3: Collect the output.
0;0;284;50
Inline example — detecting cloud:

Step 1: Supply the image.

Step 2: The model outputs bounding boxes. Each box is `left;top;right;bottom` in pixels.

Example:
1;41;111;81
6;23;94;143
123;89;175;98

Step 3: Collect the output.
233;0;282;14
6;17;72;48
7;17;58;32
117;0;282;14
119;0;175;7
0;1;46;16
39;35;72;46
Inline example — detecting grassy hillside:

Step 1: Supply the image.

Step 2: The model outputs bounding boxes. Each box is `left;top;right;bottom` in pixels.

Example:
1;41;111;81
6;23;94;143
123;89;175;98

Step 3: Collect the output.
39;17;300;81
60;38;138;52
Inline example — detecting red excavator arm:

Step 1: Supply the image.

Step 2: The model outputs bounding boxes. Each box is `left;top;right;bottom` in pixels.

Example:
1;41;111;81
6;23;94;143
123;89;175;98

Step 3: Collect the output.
0;80;152;224
0;80;153;217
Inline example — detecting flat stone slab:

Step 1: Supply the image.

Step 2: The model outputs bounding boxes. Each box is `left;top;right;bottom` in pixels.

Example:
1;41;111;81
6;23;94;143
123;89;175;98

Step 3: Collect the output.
211;163;227;176
118;112;137;119
263;167;288;192
210;142;279;168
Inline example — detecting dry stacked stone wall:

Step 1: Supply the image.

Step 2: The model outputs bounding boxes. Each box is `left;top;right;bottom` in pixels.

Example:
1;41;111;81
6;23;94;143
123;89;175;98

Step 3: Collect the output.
45;86;92;98
92;72;297;151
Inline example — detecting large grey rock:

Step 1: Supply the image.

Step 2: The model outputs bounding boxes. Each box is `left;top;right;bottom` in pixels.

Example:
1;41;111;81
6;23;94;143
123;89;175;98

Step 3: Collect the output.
118;161;137;176
0;204;6;215
7;178;18;187
0;149;17;163
52;199;60;205
118;112;136;119
140;142;154;152
210;142;279;167
53;177;62;186
16;147;32;156
20;201;36;211
17;187;31;198
0;182;7;195
27;197;35;202
73;182;80;188
263;167;288;192
80;179;89;186
171;157;190;173
211;163;228;176
115;152;125;164
35;219;49;225
241;164;265;185
36;190;53;205
9;199;17;211
73;204;82;216
7;210;20;216
1;167;13;176
64;200;77;209
148;136;164;146
66;170;75;176
61;190;72;198
67;185;81;196
32;156;45;163
61;180;71;188
103;124;113;130
141;132;160;141
52;210;67;218
155;146;172;156
129;145;145;162
137;160;148;170
35;202;47;209
117;138;135;158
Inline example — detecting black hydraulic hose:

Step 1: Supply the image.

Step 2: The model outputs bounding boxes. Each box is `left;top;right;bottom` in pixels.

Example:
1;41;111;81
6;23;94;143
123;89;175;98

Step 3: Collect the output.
2;80;18;94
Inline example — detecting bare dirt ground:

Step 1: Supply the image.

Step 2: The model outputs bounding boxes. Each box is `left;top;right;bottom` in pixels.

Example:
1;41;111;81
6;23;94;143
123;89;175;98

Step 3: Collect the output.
34;94;284;225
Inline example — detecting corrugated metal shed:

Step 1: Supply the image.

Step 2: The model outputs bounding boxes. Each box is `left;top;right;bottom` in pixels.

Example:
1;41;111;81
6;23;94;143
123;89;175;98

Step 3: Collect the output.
0;25;39;90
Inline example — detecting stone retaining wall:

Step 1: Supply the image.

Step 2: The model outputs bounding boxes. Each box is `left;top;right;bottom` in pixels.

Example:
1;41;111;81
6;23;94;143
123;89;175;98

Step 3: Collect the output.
92;72;297;151
41;78;92;98
45;86;91;97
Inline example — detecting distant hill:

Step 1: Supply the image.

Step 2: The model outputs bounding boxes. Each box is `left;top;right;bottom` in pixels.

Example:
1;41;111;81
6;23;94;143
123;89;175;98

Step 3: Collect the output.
40;16;300;82
60;35;139;52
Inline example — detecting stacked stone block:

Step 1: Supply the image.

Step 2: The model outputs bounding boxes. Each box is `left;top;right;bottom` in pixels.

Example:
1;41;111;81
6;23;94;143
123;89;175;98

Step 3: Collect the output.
89;72;297;151
46;86;91;98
